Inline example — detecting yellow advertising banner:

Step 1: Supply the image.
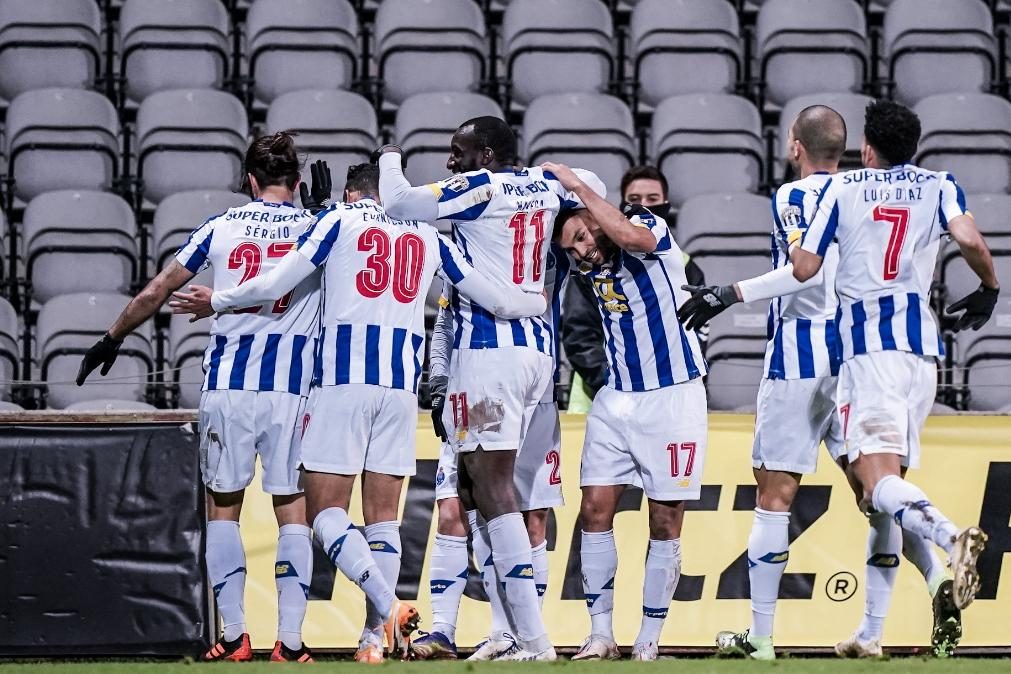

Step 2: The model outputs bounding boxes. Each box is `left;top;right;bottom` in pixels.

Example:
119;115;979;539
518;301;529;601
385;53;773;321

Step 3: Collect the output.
237;414;1011;649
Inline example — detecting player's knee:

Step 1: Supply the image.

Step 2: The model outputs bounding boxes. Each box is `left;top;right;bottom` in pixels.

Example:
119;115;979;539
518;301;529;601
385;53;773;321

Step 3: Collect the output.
579;498;614;531
437;498;469;537
755;490;793;513
524;509;548;546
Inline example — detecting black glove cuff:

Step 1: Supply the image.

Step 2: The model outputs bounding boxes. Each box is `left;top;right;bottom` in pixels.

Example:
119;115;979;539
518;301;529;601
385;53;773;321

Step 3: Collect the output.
428;375;449;397
716;285;740;306
979;284;1000;297
103;333;124;347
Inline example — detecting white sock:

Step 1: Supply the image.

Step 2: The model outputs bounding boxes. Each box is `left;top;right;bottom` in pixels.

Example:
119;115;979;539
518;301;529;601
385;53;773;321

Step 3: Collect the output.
312;507;395;620
429;533;469;642
872;475;959;553
635;538;681;646
275;523;312;650
469;510;512;640
858;512;901;642
748;509;790;639
207;520;247;642
531;540;549;609
901;528;948;596
364;521;402;632
488;512;550;652
581;529;617;641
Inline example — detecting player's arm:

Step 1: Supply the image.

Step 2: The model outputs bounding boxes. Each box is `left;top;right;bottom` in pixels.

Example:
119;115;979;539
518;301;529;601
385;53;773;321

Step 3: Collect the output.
437;234;546;318
941;177;1000;330
376;148;440;221
791;181;838;282
428;290;454;441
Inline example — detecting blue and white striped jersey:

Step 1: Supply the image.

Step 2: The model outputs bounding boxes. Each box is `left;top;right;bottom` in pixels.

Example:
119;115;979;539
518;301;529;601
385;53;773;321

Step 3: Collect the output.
577;210;707;392
801;164;968;360
175;199;321;395
765;173;841;380
295;198;473;393
426;166;596;355
541;243;572;403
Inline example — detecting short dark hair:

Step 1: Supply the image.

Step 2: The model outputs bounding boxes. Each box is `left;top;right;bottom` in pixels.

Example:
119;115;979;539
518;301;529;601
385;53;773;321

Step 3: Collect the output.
345;163;379;195
864;99;921;167
458;116;518;164
552;207;582;241
244;131;301;191
620;166;668;200
793;105;847;163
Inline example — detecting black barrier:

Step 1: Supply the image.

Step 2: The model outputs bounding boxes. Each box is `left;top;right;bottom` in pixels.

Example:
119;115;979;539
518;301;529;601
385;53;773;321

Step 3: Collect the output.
0;422;210;657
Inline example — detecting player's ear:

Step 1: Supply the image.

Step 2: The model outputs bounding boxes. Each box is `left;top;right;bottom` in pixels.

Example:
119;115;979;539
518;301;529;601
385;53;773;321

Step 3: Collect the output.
247;173;260;198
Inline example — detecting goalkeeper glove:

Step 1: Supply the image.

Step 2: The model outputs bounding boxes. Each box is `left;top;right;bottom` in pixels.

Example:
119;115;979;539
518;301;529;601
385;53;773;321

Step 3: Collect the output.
429;375;449;442
76;333;123;385
945;284;1000;332
677;284;740;332
298;159;332;215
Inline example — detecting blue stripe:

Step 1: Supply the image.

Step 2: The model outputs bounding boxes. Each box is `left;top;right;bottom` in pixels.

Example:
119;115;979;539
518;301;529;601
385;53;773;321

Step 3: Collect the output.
796;318;815;378
826;318;841;376
612;275;644;391
312;332;324;387
177;215;219;272
229;335;254;389
297;205;342;266
509;319;528;347
788;188;807;226
906;293;923;355
391;327;406;390
816;203;839;257
260;334;281;391
947;174;967;212
770;193;786;242
470;304;498;348
850;301;867;356
654;258;702;380
438;239;467;283
411;333;424;393
623;255;674;387
365;325;381;385
878;295;897;351
531;319;545;353
335;324;352;385
207;334;227;390
598;300;623;391
288;335;307;394
450;288;464;349
770;319;785;378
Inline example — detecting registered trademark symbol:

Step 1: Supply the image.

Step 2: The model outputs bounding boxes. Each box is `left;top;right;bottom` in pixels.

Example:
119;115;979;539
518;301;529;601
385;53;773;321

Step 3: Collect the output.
826;571;858;601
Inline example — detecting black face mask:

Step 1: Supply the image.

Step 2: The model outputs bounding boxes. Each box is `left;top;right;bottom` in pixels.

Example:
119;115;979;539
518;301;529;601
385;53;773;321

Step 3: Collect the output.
620;200;671;221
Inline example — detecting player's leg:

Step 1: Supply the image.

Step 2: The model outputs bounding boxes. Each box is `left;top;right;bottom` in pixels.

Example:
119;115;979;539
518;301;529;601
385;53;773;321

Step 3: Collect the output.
524;509;549;607
360;470;406;658
634;498;684;662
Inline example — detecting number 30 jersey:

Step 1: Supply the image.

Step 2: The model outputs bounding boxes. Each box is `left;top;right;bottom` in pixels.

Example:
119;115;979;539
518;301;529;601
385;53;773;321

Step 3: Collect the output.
175;199;322;396
801;164;969;360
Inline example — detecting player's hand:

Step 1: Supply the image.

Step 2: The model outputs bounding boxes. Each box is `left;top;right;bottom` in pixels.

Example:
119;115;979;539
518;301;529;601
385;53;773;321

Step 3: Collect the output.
169;285;215;322
429;375;449;441
676;284;740;332
76;333;123;385
540;161;582;191
370;144;404;164
298;159;332;214
945;284;1000;331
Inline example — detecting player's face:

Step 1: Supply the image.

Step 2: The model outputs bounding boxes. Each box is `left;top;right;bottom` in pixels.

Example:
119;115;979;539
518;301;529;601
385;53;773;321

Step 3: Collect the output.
559;212;614;266
446;128;486;174
623;178;665;207
784;124;801;171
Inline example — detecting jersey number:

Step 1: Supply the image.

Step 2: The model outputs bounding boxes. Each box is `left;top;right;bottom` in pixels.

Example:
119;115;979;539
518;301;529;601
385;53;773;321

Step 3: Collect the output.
227;242;295;314
667;442;697;477
356;228;425;303
546;449;562;485
872;205;910;281
508;210;547;284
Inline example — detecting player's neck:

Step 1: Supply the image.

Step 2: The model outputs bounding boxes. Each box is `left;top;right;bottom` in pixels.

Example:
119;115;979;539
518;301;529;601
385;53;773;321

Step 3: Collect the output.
256;186;293;204
799;162;837;178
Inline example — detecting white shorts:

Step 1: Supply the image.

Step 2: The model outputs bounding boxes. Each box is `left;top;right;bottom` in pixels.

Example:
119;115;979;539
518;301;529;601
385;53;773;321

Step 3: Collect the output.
443;347;554;453
198;389;306;495
837;351;936;470
752;376;845;474
580;380;708;501
299;384;418;476
435;401;565;511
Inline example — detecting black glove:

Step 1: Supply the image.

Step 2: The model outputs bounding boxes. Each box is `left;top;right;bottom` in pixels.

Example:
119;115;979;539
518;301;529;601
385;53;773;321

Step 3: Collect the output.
76;333;123;386
676;284;740;332
298;159;332;214
369;145;404;165
945;285;1000;332
429;374;449;442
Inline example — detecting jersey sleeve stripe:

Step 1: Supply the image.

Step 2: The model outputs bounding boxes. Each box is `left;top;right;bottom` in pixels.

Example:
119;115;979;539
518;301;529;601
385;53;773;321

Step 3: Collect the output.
178;227;215;272
814;203;839;257
438;239;467;283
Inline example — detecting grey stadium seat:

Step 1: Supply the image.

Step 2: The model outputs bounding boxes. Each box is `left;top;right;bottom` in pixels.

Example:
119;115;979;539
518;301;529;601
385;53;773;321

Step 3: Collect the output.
915;93;1011;195
955;288;1011;411
154;189;249;271
64;399;158;412
0;296;19;401
884;0;998;105
502;0;615;107
776;92;872;181
0;0;101;104
170;312;210;409
523;93;634;201
0;401;23;412
676;192;771;251
652;93;764;207
119;0;230;105
756;0;867;108
630;0;742;107
374;0;487;106
266;89;377;202
246;0;358;106
6;88;119;204
394;91;504;187
23;190;138;304
136;89;248;204
36;292;153;409
964;193;1011;236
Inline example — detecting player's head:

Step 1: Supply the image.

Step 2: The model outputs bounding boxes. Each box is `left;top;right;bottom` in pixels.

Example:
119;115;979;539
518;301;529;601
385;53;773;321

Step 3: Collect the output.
786;105;846;172
620;166;670;219
344;163;380;203
553;209;616;266
448;116;518;174
241;130;301;198
862;99;921;169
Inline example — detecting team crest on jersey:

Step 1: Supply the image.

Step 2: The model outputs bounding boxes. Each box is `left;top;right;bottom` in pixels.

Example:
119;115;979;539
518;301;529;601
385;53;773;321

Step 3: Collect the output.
436;466;446;486
780;204;803;231
593;277;629;313
443;175;470;193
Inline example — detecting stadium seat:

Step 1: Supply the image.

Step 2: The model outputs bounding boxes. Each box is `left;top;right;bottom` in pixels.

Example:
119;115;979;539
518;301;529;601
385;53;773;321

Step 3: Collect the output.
776;92;872;180
502;0;615;107
266;89;377;201
394;91;504;187
523;93;635;201
964;193;1011;236
883;0;998;105
914;93;1011;195
64;399;158;412
36;292;153;409
23;190;138;304
246;0;358;106
0;400;23;411
0;296;19;402
153;189;249;271
169;312;210;409
676;192;771;250
955;284;1011;411
0;0;101;104
651;93;764;207
374;0;488;106
136;89;248;204
755;0;867;109
119;0;231;105
630;0;742;107
6;88;120;204
941;242;1011;312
